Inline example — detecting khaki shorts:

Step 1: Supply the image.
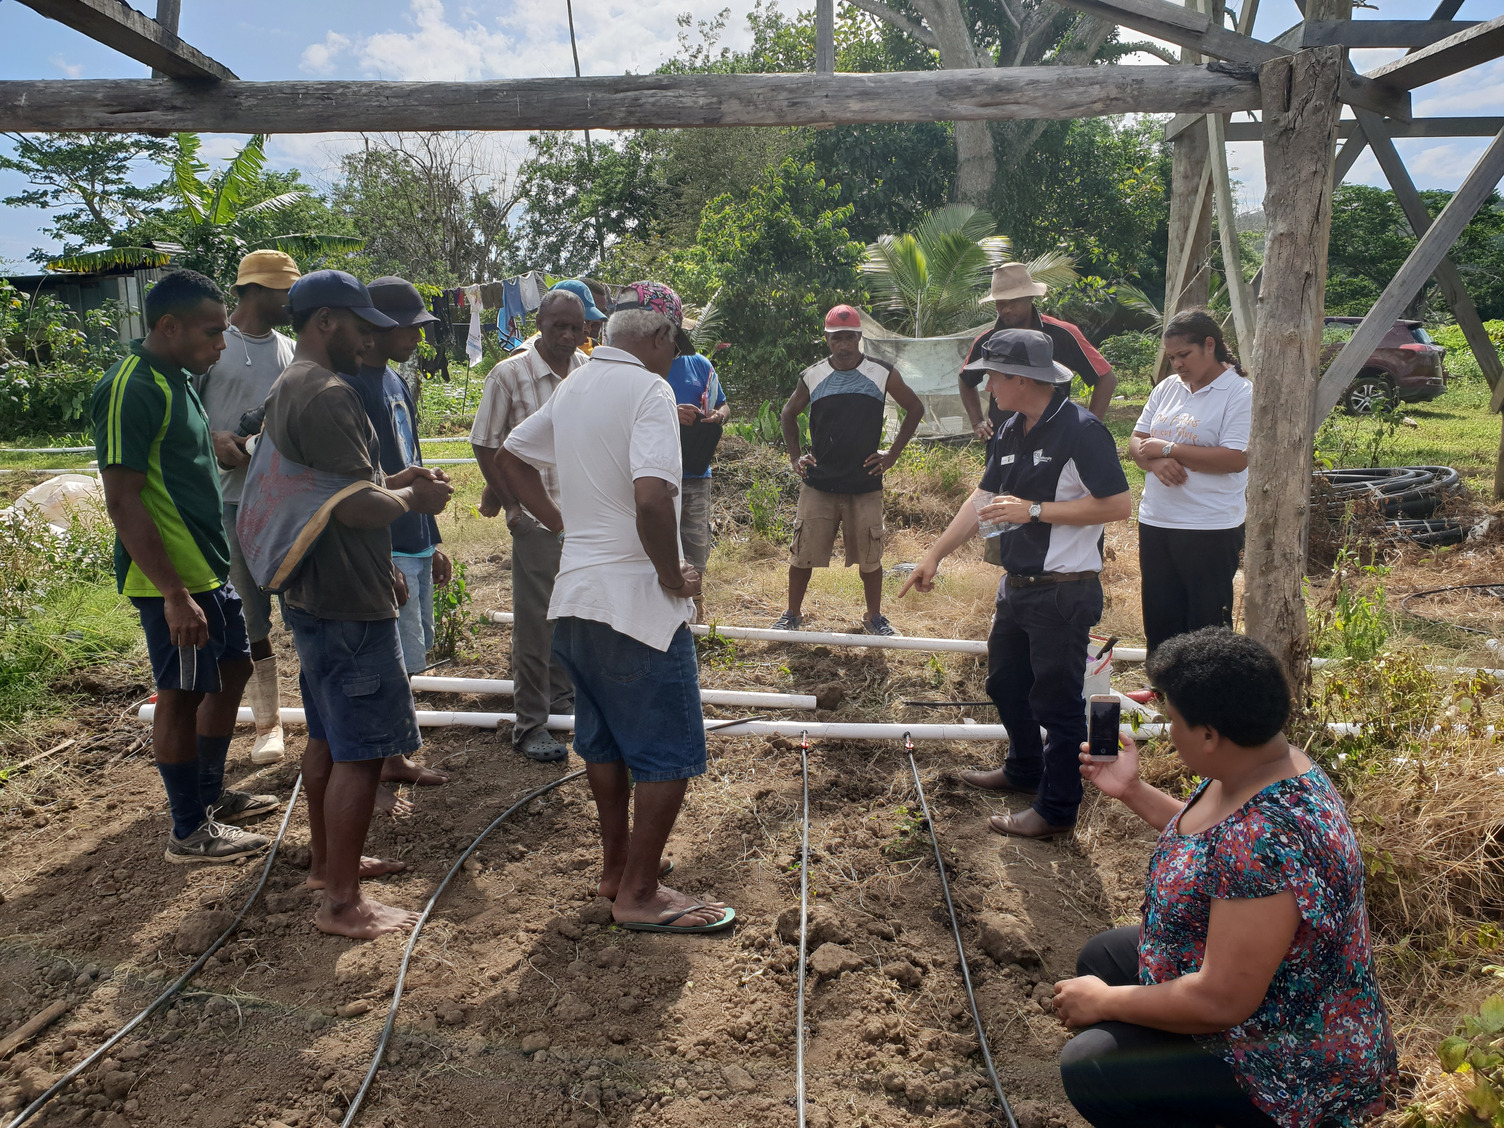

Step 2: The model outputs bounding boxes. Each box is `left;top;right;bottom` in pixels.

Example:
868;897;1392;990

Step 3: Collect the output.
791;485;885;572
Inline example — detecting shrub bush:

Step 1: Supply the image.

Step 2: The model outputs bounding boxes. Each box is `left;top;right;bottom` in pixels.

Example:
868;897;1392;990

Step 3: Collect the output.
1099;330;1159;381
1430;321;1504;384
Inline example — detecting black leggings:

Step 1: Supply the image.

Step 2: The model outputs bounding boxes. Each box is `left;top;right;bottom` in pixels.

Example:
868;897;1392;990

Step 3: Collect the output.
1059;927;1278;1128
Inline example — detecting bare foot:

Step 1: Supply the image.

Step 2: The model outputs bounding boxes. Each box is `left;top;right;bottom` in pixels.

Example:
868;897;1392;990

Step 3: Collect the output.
599;857;674;901
314;894;420;939
375;787;414;818
381;755;449;787
612;882;727;929
306;857;408;889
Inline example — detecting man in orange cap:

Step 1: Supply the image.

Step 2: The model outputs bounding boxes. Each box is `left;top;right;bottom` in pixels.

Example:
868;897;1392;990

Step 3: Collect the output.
196;248;301;767
773;304;925;636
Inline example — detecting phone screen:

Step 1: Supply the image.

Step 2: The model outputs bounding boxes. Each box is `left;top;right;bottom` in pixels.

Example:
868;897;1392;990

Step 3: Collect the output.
1088;698;1121;759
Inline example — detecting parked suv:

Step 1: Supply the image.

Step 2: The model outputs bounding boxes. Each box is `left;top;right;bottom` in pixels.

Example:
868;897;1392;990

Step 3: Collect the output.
1322;316;1447;414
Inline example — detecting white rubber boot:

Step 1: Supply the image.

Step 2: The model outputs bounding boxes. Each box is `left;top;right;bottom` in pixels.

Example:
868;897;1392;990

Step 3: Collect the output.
247;655;285;765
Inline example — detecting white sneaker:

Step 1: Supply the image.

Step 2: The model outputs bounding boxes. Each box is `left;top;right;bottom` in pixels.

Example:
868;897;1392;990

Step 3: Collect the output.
250;725;285;766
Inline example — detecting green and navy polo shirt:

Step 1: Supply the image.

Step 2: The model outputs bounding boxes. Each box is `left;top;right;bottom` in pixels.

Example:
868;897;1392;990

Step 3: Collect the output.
91;341;229;597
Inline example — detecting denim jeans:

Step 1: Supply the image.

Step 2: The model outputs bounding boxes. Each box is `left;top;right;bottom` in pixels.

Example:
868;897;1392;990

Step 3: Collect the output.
394;553;435;675
984;575;1103;826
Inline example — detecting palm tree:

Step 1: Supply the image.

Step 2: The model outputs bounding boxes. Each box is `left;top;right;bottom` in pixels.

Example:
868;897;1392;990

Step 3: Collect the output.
47;134;363;283
861;205;1078;338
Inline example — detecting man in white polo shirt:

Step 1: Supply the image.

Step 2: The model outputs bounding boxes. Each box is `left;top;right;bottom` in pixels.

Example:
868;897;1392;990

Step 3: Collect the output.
499;281;734;935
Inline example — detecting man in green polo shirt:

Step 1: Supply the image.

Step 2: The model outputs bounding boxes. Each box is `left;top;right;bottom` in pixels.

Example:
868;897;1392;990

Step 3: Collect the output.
92;268;277;864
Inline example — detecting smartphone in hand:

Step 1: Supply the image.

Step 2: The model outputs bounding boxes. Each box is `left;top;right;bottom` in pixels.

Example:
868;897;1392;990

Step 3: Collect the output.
1088;694;1121;761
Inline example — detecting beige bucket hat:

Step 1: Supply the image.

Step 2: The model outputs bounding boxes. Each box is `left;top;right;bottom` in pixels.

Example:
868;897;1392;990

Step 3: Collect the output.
981;262;1047;304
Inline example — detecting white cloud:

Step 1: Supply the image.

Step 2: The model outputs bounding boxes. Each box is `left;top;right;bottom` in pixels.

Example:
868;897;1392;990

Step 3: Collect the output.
295;0;757;83
301;32;352;76
47;54;85;78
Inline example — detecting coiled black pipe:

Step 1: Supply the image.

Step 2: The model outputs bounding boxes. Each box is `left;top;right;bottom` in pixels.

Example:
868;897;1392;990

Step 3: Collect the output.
3;776;305;1128
340;769;585;1127
1314;465;1462;519
905;738;1019;1128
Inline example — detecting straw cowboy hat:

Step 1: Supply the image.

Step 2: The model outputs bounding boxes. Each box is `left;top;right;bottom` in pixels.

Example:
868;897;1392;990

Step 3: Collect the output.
981;263;1048;304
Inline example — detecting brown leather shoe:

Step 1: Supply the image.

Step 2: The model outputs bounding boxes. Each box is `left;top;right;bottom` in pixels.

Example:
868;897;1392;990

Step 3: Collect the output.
960;767;1038;796
988;809;1073;839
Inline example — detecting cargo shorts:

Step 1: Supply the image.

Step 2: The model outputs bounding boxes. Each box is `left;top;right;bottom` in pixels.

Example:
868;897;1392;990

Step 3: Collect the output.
789;484;884;573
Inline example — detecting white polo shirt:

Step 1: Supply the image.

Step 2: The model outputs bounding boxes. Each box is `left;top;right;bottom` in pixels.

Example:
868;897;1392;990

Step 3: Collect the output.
503;346;692;651
1134;367;1253;531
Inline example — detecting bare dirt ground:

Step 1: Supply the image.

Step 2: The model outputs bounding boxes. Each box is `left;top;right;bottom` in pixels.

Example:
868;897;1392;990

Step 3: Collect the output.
2;441;1502;1128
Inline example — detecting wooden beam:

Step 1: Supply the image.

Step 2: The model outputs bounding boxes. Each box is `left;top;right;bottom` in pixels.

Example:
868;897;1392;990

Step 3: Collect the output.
0;67;1261;133
1291;20;1477;49
150;0;180;79
1365;14;1504;90
11;0;234;81
1212;115;1504;142
1243;46;1344;690
1313;126;1504;422
1052;0;1409;118
1209;111;1256;352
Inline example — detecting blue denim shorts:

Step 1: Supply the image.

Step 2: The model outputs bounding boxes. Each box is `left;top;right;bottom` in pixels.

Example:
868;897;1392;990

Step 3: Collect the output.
285;605;421;763
551;617;706;783
131;583;251;694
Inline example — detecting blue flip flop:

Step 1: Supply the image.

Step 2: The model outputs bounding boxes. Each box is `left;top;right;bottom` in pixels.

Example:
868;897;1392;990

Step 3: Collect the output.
618;905;737;934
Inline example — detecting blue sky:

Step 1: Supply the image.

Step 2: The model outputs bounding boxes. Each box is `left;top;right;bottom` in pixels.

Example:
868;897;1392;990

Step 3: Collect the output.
0;0;1500;266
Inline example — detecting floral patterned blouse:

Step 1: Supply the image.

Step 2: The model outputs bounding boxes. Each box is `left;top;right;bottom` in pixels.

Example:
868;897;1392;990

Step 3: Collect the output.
1139;766;1396;1128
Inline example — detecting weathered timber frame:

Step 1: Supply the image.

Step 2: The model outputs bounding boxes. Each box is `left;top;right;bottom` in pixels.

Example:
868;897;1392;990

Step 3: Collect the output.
5;0;1503;687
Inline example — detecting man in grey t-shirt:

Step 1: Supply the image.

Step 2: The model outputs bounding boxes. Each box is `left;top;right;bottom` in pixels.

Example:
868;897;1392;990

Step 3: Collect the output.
197;250;299;766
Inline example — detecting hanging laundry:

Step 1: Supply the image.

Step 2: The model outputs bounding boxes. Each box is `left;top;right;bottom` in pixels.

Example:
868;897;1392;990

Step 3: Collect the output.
479;280;506;308
500;277;526;340
518;270;545;311
463;284;483;368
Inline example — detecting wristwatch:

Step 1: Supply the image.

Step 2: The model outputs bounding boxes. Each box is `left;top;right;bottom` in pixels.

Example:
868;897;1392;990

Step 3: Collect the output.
1028;502;1043;523
1161;441;1175;459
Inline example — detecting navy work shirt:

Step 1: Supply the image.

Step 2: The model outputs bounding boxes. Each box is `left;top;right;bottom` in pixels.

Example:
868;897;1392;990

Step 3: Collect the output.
978;386;1128;575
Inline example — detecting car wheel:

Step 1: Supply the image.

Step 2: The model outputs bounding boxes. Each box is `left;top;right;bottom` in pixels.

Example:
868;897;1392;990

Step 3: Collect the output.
1343;371;1395;415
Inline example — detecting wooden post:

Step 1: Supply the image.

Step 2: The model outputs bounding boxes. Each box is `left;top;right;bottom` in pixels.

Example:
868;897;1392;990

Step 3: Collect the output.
1243;45;1343;690
150;0;180;79
816;0;836;74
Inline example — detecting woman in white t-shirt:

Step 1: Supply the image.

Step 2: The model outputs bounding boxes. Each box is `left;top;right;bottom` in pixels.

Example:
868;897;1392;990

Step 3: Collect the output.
1128;310;1253;653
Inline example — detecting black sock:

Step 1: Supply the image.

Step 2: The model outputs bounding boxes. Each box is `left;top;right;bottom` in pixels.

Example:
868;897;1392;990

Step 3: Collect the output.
197;734;233;815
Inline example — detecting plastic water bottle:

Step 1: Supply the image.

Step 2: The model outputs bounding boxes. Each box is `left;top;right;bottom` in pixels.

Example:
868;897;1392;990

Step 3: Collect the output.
973;494;1019;539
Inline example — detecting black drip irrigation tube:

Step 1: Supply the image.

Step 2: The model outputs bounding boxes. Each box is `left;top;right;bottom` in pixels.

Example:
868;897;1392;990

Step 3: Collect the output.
1314;465;1471;545
905;735;1020;1128
794;730;811;1128
1400;583;1504;635
4;775;306;1128
340;768;585;1127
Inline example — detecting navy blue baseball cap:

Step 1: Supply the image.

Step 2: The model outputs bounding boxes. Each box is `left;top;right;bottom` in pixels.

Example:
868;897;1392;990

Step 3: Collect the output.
288;269;396;328
367;276;440;328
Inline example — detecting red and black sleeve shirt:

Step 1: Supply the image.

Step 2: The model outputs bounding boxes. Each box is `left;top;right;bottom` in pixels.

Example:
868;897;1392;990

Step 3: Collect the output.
962;309;1113;429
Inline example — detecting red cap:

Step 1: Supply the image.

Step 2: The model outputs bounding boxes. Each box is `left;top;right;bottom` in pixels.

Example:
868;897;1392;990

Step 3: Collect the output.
823;304;862;333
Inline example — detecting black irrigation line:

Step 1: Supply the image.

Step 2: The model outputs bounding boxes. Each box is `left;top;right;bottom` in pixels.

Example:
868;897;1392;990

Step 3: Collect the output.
1400;582;1504;636
794;730;811;1128
341;768;585;1127
905;735;1019;1128
3;774;306;1128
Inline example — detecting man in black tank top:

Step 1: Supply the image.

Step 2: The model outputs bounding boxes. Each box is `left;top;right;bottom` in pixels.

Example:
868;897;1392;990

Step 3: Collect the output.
771;305;925;636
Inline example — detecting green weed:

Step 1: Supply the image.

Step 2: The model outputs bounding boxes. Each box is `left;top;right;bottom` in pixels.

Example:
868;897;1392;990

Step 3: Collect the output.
431;558;481;662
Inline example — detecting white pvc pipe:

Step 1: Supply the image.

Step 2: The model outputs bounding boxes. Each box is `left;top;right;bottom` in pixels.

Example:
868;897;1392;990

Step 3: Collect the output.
137;704;1013;739
410;674;817;709
425;458;478;466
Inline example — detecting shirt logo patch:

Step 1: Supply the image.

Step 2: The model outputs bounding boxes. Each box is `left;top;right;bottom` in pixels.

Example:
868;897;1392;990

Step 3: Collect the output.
997;454;1015;465
1033;450;1052;466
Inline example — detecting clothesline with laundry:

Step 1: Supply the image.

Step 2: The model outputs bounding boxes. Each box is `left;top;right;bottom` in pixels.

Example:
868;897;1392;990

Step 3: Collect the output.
451;270;548;366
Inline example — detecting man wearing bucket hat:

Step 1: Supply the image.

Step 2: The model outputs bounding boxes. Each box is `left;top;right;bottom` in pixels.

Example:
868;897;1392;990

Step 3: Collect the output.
959;264;1116;442
196;249;301;767
901;328;1131;839
260;269;454;937
772;304;926;636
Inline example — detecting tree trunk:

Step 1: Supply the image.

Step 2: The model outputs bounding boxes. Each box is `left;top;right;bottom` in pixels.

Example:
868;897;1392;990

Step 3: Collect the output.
1242;46;1343;692
908;0;998;207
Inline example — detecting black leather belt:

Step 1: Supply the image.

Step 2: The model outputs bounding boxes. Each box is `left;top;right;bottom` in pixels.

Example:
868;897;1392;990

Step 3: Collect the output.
1005;570;1096;587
